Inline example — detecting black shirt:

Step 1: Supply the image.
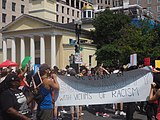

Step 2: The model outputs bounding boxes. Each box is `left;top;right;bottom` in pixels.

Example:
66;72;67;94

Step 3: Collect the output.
0;89;30;120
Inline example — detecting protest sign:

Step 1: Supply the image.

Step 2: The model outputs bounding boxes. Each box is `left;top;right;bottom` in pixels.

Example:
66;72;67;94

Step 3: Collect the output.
130;53;137;66
55;67;153;106
155;60;160;68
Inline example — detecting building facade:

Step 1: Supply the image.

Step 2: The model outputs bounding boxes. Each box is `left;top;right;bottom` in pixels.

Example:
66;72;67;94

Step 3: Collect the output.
92;0;124;9
129;0;160;21
1;0;97;69
0;0;29;61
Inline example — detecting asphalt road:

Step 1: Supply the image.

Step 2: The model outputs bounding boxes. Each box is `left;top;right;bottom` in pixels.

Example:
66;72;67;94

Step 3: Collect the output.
60;105;147;120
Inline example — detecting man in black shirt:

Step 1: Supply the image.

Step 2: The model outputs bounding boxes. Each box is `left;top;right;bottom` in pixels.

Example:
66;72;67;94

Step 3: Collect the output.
0;73;31;120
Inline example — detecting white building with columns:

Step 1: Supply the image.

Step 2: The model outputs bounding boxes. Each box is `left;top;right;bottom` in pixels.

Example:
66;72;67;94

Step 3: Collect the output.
1;14;97;69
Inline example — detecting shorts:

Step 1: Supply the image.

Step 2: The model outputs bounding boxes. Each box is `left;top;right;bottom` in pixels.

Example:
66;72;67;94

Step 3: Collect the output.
36;109;53;120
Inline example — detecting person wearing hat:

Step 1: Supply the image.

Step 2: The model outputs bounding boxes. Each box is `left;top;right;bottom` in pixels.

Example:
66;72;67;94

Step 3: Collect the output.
36;63;59;120
0;73;32;120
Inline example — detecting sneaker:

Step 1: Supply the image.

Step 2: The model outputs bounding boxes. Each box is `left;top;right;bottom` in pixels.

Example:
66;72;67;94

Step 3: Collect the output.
115;110;119;115
96;112;99;116
120;111;126;116
81;112;84;116
103;113;110;117
61;110;67;114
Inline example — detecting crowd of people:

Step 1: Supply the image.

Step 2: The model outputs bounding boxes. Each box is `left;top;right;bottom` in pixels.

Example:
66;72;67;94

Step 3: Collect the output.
0;62;160;120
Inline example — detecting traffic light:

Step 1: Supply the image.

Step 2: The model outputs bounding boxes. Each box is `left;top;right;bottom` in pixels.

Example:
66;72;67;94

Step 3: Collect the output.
75;45;79;53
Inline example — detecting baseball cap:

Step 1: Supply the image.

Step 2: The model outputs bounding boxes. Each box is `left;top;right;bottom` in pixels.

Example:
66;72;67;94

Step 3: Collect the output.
5;73;20;83
39;64;50;72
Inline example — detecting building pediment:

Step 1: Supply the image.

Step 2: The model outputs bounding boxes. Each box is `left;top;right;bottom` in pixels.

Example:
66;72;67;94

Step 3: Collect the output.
1;14;52;32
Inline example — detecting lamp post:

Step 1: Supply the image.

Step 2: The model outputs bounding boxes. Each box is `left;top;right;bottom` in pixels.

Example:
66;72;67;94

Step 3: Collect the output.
74;19;82;73
74;19;82;53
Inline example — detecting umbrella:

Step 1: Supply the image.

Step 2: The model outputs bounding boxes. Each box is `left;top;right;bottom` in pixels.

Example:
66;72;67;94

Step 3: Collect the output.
21;56;31;69
0;60;18;68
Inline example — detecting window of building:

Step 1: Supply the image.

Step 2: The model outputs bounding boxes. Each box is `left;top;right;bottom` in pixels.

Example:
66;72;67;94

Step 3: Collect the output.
147;6;152;12
105;0;107;4
88;11;91;18
71;0;74;7
2;13;6;23
35;41;40;50
56;15;59;22
62;16;64;23
62;6;64;13
12;15;16;22
158;14;160;20
21;5;25;14
56;4;59;11
12;2;16;11
76;0;79;9
72;10;74;16
97;0;99;3
147;0;151;4
66;0;69;5
108;0;110;5
137;0;141;5
67;18;70;23
2;0;6;9
83;11;86;18
158;6;160;12
67;8;69;14
77;11;79;17
72;19;74;22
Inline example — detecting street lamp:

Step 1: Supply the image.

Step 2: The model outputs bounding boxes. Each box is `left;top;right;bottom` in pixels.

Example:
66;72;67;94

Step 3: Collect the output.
74;19;82;53
74;19;82;73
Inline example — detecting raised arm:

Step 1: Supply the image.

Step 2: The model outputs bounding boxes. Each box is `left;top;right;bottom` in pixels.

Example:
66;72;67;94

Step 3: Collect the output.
149;82;160;102
49;73;59;90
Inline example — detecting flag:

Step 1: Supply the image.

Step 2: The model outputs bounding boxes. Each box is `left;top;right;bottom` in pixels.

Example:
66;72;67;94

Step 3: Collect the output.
21;56;31;69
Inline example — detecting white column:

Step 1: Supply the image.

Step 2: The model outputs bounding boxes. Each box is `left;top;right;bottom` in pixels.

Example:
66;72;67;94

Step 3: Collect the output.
11;38;16;62
30;36;35;66
20;37;25;63
51;35;56;67
2;38;7;61
40;35;45;64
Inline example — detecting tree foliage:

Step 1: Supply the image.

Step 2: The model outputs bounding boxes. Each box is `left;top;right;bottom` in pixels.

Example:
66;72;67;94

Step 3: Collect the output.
93;10;160;66
92;9;131;48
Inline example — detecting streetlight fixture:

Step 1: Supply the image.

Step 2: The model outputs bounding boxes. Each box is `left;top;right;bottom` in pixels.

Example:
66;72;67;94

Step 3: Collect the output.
74;19;82;73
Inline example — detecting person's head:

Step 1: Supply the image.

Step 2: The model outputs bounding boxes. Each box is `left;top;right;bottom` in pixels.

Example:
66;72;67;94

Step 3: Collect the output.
39;63;50;76
5;73;20;88
1;68;8;78
53;66;59;74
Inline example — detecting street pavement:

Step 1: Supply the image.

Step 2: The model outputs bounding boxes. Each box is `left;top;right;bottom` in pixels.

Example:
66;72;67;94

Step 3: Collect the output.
60;105;147;120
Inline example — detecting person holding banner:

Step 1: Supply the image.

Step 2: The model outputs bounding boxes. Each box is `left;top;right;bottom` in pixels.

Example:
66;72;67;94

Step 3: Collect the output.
149;81;160;120
36;64;59;120
94;66;110;117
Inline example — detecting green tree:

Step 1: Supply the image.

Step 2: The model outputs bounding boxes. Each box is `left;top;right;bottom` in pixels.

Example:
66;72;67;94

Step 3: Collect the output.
92;9;131;48
94;16;160;66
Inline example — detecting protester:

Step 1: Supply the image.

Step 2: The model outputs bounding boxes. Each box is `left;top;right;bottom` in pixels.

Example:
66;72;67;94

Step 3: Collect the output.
36;63;59;120
126;65;138;120
16;64;29;90
0;73;32;120
94;65;110;117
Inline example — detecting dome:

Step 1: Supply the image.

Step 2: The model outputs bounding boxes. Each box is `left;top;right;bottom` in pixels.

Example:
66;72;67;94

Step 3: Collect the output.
82;4;94;10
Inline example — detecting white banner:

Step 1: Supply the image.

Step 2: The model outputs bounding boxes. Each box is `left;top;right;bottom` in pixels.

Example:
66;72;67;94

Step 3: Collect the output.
55;67;153;106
